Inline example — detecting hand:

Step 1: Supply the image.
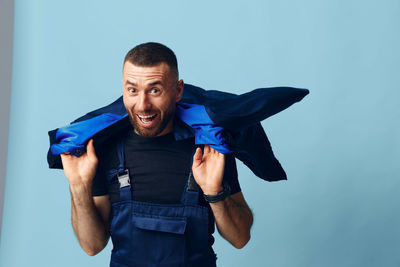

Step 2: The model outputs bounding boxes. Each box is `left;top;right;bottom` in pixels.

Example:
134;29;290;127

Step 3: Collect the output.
192;145;225;195
60;139;98;186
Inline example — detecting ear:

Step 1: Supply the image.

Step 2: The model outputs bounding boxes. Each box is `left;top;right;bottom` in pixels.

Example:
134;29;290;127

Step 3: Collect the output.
175;79;184;102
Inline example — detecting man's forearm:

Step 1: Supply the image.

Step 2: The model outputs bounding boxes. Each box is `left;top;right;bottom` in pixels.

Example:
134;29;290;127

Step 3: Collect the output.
70;183;109;256
209;193;253;249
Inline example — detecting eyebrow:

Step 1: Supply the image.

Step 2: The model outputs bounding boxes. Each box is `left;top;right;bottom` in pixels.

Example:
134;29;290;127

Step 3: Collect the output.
149;81;163;86
125;80;137;86
124;80;164;86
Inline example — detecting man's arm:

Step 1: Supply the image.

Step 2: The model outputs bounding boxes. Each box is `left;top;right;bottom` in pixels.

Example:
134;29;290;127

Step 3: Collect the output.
70;186;111;255
61;139;111;256
192;145;253;249
209;192;253;249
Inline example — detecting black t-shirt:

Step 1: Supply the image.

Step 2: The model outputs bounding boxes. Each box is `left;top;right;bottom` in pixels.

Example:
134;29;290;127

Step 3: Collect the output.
92;127;241;205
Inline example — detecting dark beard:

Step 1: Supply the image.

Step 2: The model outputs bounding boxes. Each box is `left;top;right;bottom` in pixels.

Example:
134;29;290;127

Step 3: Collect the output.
129;108;175;138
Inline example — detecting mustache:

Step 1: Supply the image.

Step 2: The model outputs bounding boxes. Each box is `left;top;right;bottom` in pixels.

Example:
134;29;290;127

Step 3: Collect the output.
134;111;158;115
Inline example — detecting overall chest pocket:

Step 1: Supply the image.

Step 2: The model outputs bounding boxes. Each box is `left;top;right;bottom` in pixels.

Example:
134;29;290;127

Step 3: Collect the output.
130;213;187;265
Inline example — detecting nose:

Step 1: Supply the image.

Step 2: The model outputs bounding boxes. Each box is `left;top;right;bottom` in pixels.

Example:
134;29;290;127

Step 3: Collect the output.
136;92;152;112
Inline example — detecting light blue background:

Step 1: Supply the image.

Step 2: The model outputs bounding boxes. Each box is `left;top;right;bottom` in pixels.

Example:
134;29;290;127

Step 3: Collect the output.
1;0;399;266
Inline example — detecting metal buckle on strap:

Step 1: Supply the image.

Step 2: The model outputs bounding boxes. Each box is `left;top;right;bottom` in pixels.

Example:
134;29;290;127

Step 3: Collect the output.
117;169;130;188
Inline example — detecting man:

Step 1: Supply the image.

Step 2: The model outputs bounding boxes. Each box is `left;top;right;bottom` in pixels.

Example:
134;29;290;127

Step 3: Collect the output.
60;42;253;266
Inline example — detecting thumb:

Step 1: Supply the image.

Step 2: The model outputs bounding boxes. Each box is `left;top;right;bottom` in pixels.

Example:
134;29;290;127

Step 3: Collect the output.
192;147;203;169
86;139;97;160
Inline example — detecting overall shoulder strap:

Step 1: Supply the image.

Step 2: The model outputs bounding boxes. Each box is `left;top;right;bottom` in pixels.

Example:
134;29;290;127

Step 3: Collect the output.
180;147;201;205
116;136;132;201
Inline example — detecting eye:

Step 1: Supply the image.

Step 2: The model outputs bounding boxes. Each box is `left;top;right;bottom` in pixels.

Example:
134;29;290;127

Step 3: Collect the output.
128;88;136;94
150;88;160;94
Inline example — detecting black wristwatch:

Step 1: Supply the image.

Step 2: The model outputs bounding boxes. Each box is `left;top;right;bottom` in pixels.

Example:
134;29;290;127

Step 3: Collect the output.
203;181;231;203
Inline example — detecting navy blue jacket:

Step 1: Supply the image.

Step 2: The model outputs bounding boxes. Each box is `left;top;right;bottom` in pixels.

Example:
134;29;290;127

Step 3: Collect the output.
47;83;309;182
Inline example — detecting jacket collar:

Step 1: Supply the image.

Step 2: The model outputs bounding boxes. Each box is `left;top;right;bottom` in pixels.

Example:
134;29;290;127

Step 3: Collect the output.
172;114;195;141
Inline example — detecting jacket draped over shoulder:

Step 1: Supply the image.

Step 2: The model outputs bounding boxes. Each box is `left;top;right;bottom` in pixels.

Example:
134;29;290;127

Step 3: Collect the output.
47;83;309;182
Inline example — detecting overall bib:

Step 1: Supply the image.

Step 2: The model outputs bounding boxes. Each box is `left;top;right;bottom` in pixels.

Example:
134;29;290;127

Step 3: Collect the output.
108;139;217;267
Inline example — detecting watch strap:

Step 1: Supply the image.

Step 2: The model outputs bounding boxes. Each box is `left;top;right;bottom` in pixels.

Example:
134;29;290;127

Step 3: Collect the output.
203;181;231;203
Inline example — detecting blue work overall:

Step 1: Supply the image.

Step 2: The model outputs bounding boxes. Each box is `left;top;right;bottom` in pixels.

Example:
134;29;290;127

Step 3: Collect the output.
107;139;217;267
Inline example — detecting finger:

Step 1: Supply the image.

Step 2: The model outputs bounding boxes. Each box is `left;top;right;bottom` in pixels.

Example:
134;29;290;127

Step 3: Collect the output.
60;152;71;160
60;153;72;168
208;145;217;154
204;144;210;155
209;146;223;157
192;147;203;168
86;139;97;158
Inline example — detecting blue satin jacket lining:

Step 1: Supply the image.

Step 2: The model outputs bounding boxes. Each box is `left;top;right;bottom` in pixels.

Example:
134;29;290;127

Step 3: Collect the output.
51;102;230;157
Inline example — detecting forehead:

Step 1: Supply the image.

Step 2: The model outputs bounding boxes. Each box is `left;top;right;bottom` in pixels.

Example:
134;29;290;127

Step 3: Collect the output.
122;61;172;82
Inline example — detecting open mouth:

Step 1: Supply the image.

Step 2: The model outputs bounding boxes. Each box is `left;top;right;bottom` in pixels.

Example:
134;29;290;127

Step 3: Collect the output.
137;114;157;124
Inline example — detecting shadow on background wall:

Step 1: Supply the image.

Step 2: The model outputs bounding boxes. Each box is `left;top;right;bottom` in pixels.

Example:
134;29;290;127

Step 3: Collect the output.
0;0;13;237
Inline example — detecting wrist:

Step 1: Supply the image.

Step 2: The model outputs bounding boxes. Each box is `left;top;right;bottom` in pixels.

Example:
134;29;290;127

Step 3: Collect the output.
202;185;224;196
203;182;231;203
69;181;93;196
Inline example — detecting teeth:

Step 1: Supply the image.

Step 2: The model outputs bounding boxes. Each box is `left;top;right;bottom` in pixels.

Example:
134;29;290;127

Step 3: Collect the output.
138;114;156;119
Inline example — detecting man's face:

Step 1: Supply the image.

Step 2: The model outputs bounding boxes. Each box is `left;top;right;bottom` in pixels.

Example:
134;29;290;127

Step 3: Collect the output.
122;61;183;137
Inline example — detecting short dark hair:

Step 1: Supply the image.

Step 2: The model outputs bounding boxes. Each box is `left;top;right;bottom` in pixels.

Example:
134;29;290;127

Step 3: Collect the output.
124;42;179;80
